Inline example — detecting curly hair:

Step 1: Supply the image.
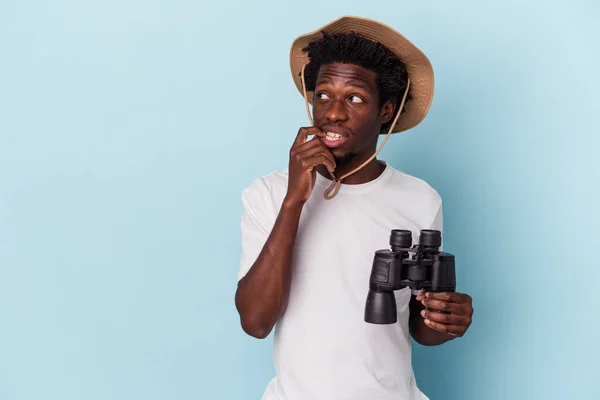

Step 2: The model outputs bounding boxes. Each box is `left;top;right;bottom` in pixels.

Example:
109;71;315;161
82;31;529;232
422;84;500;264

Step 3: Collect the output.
301;31;411;133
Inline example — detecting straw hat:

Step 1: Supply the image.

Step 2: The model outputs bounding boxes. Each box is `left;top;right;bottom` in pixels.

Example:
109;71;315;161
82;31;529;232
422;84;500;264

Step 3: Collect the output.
289;15;434;134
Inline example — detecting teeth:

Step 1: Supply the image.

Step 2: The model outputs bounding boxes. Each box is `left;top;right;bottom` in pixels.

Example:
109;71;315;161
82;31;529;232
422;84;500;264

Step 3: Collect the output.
326;132;343;140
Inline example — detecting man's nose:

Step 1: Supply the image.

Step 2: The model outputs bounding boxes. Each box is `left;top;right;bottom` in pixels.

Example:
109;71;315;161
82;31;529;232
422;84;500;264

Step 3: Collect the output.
326;100;348;122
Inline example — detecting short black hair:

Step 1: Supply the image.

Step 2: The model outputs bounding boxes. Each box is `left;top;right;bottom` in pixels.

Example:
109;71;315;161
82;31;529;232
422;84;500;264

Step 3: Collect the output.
301;31;410;133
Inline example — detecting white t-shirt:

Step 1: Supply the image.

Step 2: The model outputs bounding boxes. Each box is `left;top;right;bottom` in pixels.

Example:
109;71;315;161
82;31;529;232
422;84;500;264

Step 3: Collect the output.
238;161;443;400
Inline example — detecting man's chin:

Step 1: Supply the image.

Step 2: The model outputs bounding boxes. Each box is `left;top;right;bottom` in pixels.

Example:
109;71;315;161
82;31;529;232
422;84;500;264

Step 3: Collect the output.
333;152;356;169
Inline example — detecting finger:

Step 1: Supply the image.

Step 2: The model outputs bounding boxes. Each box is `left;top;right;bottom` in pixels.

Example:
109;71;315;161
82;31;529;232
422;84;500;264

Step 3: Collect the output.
421;309;470;326
421;299;465;315
293;127;323;147
425;291;466;303
415;290;428;301
315;141;336;169
291;134;332;157
422;318;465;336
293;134;324;149
295;139;332;157
296;143;336;170
293;127;312;147
301;155;336;173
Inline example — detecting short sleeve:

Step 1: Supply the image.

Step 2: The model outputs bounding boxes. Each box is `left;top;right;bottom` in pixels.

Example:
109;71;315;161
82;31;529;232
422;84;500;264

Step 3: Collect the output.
430;203;443;232
238;182;275;282
430;203;443;250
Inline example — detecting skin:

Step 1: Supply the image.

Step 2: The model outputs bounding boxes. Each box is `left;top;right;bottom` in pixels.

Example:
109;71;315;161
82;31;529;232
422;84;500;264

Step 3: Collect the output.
235;62;474;343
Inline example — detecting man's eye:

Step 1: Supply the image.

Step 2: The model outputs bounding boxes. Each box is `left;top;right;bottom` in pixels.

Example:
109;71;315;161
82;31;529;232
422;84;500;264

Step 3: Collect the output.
349;95;364;103
316;93;330;100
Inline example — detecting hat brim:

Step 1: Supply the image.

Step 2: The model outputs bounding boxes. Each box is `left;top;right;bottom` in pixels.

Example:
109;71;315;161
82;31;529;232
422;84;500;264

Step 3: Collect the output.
290;16;434;134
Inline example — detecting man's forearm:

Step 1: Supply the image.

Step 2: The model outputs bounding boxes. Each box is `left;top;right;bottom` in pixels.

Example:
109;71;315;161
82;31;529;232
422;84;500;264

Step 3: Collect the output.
234;199;304;339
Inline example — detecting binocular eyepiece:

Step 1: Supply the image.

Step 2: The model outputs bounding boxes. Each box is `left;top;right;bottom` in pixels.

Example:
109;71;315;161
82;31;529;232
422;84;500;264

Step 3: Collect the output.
364;229;456;324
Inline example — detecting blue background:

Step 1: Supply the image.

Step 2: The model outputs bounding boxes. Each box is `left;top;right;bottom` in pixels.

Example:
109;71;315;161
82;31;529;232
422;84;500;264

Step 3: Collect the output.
1;1;598;399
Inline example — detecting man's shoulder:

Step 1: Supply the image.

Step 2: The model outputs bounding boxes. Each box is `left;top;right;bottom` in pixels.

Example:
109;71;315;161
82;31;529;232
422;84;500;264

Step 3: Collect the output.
241;168;289;207
386;165;442;206
242;168;289;194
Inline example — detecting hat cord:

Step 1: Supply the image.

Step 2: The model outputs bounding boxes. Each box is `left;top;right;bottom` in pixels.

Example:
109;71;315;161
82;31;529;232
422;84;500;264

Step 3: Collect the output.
300;63;411;200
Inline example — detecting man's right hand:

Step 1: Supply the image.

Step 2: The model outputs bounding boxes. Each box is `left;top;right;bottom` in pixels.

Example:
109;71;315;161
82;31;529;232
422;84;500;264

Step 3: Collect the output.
285;127;336;206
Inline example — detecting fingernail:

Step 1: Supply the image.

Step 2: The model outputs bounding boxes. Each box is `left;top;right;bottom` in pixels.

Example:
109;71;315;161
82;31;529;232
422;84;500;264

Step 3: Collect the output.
424;319;430;325
421;300;426;306
426;292;431;298
421;310;426;318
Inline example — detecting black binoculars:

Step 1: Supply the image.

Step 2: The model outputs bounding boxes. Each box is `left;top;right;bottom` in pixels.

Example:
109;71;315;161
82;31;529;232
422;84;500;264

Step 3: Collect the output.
364;229;456;324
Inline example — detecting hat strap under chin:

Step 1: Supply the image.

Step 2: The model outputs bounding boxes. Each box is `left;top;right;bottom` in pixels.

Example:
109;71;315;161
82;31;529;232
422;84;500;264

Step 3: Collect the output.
300;63;411;200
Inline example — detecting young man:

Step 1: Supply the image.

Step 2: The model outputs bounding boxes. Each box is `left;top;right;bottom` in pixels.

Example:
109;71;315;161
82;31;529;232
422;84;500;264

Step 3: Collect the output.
235;16;474;400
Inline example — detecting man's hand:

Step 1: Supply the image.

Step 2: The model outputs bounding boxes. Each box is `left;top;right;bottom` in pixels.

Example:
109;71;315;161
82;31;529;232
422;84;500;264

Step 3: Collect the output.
284;127;336;206
415;291;474;337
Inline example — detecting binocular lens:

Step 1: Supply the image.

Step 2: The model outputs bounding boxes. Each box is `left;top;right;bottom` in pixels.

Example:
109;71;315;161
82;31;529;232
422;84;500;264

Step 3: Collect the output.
390;229;412;249
419;230;441;248
364;290;397;324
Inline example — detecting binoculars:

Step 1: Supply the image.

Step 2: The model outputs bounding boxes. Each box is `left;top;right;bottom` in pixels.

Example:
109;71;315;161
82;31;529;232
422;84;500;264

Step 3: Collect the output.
364;229;456;324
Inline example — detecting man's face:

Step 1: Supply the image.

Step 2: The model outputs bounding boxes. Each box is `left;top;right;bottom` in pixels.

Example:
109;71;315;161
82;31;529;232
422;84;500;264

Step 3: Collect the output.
313;62;393;166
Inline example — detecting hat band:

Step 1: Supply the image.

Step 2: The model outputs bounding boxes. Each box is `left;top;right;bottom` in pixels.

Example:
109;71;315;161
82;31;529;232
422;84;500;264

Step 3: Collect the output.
300;63;411;200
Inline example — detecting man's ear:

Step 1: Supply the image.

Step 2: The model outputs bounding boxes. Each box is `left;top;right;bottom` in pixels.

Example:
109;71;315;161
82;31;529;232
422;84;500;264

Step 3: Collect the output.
379;100;396;124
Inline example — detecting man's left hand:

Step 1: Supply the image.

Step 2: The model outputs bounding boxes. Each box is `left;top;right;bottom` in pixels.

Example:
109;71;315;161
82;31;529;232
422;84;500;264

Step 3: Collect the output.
415;291;474;337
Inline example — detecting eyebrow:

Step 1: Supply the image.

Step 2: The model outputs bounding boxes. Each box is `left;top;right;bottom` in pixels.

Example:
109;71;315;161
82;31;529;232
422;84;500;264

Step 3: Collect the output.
316;77;371;91
345;79;370;91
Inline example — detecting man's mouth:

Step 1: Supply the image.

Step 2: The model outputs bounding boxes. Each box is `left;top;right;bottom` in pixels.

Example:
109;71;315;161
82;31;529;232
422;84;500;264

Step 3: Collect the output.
320;130;350;149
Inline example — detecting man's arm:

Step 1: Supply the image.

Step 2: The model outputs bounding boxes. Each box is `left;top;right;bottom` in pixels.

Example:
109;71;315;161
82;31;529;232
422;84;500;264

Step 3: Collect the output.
234;127;335;339
235;200;303;339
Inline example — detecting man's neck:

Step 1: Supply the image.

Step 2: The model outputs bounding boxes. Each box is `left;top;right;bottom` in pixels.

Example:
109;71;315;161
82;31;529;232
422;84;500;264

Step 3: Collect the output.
315;157;386;185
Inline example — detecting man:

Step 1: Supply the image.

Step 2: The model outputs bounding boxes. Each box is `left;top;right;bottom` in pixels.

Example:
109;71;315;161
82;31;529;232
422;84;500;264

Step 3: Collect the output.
235;16;474;400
